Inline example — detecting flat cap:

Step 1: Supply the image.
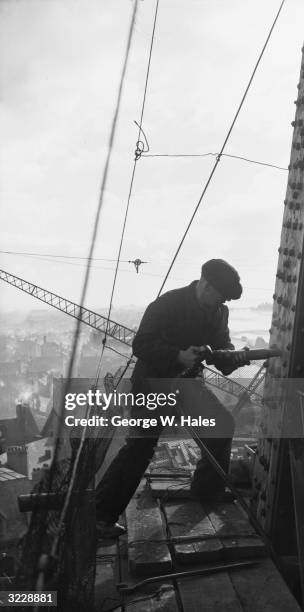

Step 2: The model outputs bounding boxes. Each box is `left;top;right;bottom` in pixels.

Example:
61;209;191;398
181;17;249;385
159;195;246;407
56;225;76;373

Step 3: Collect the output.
201;259;242;300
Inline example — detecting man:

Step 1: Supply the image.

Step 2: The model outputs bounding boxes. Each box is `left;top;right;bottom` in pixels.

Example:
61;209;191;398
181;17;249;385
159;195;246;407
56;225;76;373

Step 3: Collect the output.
95;259;249;537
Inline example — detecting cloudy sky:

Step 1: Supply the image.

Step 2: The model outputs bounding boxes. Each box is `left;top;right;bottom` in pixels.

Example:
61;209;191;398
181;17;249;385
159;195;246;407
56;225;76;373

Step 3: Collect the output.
1;0;304;314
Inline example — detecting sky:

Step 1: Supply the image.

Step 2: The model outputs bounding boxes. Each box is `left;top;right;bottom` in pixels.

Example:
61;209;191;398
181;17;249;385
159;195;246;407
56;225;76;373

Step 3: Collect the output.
1;0;304;314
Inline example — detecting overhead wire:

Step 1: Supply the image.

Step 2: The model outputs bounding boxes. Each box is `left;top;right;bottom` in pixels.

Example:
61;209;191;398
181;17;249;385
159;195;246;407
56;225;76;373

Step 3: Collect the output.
1;251;273;290
0;248;276;268
32;0;140;593
0;249;131;263
143;151;288;171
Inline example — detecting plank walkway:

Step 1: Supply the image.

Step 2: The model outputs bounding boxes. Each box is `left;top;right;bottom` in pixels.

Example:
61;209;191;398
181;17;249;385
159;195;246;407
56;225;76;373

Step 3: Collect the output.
94;474;301;612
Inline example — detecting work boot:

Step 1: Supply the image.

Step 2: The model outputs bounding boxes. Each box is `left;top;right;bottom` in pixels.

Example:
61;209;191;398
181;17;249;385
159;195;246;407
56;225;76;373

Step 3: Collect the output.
191;437;234;502
96;520;126;539
190;479;235;503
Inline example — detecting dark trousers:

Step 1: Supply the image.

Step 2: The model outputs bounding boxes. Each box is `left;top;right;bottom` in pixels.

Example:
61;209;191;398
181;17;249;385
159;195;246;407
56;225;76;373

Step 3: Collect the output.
95;383;234;523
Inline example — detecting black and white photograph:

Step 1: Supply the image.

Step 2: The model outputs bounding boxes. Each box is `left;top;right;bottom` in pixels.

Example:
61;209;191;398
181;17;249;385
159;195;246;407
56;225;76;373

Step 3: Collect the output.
1;1;304;610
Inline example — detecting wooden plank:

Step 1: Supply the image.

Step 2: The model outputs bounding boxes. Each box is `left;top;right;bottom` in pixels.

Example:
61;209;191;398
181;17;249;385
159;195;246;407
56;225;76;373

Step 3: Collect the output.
204;502;266;560
148;477;191;500
96;542;118;557
177;571;243;612
145;469;190;477
119;538;178;612
124;584;179;612
164;500;265;564
229;558;302;611
164;501;223;564
177;557;302;612
126;494;172;576
203;502;256;535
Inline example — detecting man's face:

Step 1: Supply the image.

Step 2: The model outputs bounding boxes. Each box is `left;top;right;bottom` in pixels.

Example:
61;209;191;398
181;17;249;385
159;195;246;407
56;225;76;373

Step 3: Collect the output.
202;282;225;307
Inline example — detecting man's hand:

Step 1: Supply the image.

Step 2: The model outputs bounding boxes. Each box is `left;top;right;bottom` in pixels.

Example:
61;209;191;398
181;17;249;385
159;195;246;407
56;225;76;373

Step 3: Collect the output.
213;347;250;375
177;346;203;369
231;346;251;368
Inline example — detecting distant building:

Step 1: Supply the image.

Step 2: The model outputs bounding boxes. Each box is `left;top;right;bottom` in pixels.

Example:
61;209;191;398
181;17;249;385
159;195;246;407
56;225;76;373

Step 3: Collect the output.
37;373;52;398
21;337;65;376
27;355;64;376
40;336;61;358
16;339;40;360
0;403;40;449
77;354;99;377
0;335;12;360
6;437;53;480
0;466;31;545
77;341;99;376
0;380;17;417
41;406;76;462
0;361;21;377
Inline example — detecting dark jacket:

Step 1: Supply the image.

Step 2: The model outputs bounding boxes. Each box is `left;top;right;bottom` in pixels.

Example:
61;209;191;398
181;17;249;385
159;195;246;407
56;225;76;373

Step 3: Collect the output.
131;281;234;388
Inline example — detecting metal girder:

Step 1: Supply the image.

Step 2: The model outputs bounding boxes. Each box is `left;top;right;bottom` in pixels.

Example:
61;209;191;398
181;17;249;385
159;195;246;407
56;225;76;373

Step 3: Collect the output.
203;365;264;404
233;365;266;417
0;268;135;347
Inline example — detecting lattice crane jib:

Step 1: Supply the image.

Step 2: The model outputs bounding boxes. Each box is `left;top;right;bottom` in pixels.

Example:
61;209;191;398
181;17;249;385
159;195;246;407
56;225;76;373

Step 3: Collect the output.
0;268;135;347
253;45;304;557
